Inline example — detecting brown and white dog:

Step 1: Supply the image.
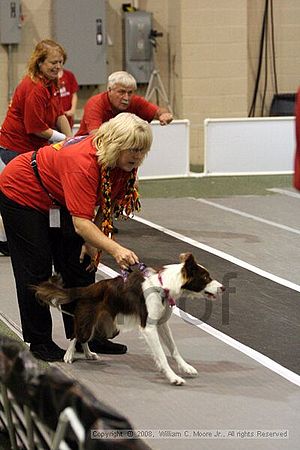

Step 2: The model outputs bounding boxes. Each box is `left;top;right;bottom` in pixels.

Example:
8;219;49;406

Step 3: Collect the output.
34;253;224;385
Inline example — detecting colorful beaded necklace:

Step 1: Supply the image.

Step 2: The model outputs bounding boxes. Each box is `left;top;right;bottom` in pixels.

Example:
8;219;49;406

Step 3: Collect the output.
99;166;141;237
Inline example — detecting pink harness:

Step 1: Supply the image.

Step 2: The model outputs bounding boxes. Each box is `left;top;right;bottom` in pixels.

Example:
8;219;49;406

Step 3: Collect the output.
158;272;176;307
122;264;176;307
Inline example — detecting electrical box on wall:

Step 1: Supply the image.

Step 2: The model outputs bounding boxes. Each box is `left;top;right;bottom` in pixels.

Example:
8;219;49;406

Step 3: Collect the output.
0;0;21;44
123;10;153;83
53;0;106;85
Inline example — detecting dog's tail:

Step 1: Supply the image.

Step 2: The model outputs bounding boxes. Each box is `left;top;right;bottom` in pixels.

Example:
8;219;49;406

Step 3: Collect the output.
32;274;72;308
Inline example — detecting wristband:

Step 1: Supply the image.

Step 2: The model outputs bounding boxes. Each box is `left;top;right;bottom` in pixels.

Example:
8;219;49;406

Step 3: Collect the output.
49;130;66;143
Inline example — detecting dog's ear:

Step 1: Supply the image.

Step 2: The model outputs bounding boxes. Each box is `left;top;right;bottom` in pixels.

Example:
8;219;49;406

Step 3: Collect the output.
180;253;199;279
179;252;195;263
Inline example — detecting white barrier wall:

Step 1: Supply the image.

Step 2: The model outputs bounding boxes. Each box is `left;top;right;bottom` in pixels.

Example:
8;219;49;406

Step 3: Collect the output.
204;117;296;175
139;119;190;179
73;119;190;179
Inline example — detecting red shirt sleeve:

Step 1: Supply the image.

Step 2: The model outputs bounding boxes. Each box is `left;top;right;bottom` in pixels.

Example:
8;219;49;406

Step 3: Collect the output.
128;95;158;122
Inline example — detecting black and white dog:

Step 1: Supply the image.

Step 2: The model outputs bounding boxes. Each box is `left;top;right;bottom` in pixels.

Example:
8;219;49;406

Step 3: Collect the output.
34;253;224;385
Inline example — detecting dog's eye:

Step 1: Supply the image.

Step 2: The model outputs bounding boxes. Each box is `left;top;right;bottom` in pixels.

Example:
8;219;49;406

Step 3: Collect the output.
200;272;211;282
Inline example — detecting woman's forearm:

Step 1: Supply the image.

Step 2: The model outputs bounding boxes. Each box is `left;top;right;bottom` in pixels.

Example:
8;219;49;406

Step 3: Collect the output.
72;216;118;255
72;216;139;267
56;115;72;136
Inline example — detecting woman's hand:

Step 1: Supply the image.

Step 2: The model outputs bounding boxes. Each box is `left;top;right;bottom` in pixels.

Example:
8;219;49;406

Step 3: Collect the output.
112;245;139;269
72;216;139;270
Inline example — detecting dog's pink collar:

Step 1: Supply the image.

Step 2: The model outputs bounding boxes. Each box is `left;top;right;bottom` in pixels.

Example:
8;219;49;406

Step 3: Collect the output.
158;272;176;307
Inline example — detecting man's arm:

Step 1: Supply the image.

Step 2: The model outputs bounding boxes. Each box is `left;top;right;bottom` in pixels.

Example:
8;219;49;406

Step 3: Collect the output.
153;107;173;126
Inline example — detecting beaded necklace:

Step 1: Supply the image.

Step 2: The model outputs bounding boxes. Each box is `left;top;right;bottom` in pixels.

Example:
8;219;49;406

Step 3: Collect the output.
99;166;140;236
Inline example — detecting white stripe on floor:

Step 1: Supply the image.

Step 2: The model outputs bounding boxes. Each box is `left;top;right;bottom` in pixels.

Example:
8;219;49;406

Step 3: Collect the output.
173;307;300;387
133;215;300;293
191;197;300;235
267;188;300;198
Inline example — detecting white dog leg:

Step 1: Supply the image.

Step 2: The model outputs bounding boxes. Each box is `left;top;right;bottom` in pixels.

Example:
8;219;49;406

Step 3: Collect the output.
158;323;198;377
141;325;185;386
82;342;99;360
64;338;77;363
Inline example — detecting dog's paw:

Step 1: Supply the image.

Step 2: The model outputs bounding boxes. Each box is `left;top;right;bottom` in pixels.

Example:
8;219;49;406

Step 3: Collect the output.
86;351;99;360
178;363;198;377
169;375;186;386
64;353;74;364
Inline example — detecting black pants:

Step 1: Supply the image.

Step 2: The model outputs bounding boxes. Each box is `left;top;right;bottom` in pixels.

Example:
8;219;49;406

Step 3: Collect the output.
0;191;95;344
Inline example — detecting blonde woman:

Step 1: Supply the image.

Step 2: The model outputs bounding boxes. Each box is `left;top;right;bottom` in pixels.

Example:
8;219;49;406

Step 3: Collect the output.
0;113;152;361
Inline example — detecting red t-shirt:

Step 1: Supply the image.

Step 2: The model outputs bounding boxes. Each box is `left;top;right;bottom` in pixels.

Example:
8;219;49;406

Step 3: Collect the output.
0;135;130;220
59;69;79;127
0;76;64;154
76;91;158;136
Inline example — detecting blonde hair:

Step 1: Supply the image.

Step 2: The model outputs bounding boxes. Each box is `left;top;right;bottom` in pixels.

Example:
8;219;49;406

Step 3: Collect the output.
93;113;153;168
27;39;67;81
107;71;137;91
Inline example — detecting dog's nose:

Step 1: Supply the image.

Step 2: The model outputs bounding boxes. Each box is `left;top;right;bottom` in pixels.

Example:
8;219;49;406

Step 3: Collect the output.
220;285;225;292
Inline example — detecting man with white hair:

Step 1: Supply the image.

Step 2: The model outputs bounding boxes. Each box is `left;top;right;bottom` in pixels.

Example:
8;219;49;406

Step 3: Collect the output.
76;70;173;136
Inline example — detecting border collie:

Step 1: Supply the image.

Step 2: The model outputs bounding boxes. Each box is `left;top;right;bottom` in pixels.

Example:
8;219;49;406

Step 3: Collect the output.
34;253;224;385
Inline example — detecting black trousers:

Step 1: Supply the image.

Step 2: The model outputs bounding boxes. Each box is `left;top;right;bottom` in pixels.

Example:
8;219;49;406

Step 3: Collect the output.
0;191;95;344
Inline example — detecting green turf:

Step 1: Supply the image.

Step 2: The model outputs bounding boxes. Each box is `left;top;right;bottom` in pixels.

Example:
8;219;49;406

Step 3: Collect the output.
139;174;293;198
0;319;25;345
